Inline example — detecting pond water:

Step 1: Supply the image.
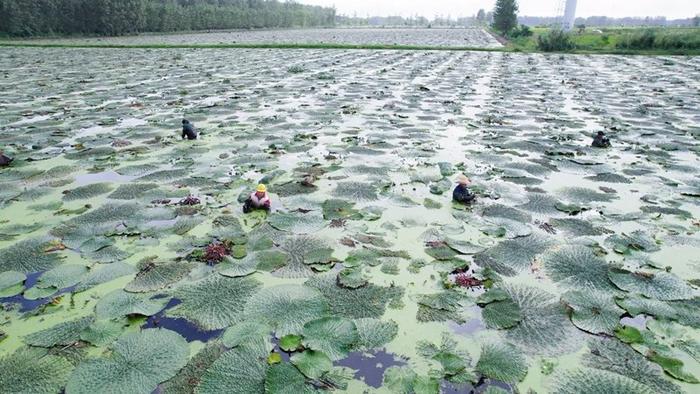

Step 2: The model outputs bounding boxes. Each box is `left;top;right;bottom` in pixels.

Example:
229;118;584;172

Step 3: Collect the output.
0;46;698;393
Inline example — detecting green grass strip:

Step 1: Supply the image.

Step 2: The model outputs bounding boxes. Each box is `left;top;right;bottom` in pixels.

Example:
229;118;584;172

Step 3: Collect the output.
0;41;698;56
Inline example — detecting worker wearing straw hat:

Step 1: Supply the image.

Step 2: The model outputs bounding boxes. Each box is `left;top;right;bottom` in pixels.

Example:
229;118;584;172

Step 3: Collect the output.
453;174;476;205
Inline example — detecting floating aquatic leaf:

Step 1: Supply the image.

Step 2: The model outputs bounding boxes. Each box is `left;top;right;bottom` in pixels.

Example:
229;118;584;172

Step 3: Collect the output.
605;231;660;254
557;187;617;203
0;271;25;297
222;320;273;349
125;260;193;292
96;289;169;319
476;342;528;383
482;204;532;223
302;317;358;361
322;199;360;220
279;334;303;352
584;338;681;394
79;320;124;347
276;235;329;278
502;284;583;356
542;245;615;291
0;237;64;273
517;193;563;215
332;182;379;202
66;329;188;394
383;366;439;394
305;274;403;319
36;264;88;289
255;250;289;272
549;218;611;236
561;290;624;335
291;350;332;380
608;268;694;301
218;255;258;278
264;363;316;394
108;183;159;200
416;291;467;324
161;343;226;394
169;275;261;330
353;318;398;351
75;262;136;292
268;211;326;234
551;368;655;394
416;333;473;379
482;298;522;330
338;267;368;288
585;173;631;184
62;183;113;201
646;352;699;383
474;235;555;276
245;284;329;337
0;347;72;394
615;296;677;320
24;316;94;348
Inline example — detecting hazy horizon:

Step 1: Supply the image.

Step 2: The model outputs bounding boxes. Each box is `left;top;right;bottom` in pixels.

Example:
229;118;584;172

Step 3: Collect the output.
298;0;698;20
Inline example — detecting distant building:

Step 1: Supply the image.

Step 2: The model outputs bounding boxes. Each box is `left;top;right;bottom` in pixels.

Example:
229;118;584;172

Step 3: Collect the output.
563;0;578;31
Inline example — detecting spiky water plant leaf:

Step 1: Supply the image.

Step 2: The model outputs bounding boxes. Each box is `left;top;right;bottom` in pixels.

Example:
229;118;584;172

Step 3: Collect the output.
169;275;261;330
473;235;555;276
561;290;624;335
551;368;654;394
615;296;677;320
608;268;694;301
217;255;258;278
337;267;368;289
0;347;72;394
549;218;611;237
542;245;615;291
222;320;273;349
24;316;94;347
268;211;326;234
476;342;528;383
332;182;379;202
482;299;522;330
36;264;89;289
264;363;316;394
502;284;584;356
75;262;136;292
383;366;439;394
605;231;660;254
322;199;360;220
276;235;329;278
161;343;226;394
279;334;303;352
353;318;398;351
291;350;332;380
62;183;113;201
0;270;25;297
96;290;169;319
583;338;681;394
79;320;124;347
255;250;290;272
245;284;329;337
302;317;358;361
517;193;562;215
66;329;188;394
305;274;403;319
557;187;617;203
125;260;193;292
0;237;65;273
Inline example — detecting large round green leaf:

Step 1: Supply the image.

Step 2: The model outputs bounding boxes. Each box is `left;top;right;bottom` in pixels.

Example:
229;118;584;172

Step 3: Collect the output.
125;261;194;293
542;245;615;291
268;211;326;234
476;342;528;383
474;235;555;276
302;317;359;361
66;329;189;394
305;274;403;319
161;343;226;394
169;275;261;330
96;290;169;319
0;237;65;274
353;318;398;351
290;350;332;380
552;368;654;394
197;339;269;394
24;316;94;348
264;363;316;394
0;271;25;297
0;348;72;394
608;268;694;301
561;290;625;335
244;284;329;337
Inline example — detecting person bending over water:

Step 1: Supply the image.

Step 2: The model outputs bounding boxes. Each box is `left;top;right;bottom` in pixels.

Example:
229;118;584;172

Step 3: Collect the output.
0;152;13;167
592;131;611;148
453;174;476;205
243;184;271;213
182;119;198;140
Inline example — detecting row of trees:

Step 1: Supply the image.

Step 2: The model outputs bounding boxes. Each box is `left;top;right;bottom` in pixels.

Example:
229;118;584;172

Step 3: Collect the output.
0;0;336;37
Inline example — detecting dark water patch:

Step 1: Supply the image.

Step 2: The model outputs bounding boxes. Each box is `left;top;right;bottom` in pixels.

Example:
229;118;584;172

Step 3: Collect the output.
449;306;485;336
0;271;76;312
270;336;292;362
442;377;513;394
335;349;407;388
141;298;224;342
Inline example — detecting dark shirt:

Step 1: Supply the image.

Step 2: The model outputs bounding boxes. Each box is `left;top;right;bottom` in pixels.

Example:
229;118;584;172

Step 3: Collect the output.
182;122;197;140
453;184;476;204
592;135;610;148
0;154;13;166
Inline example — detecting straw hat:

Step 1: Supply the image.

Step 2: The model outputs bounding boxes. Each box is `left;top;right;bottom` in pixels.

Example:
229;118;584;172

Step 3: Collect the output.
456;174;470;185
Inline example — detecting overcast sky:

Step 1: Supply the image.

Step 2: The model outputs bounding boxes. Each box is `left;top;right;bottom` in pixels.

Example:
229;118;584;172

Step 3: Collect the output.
298;1;698;19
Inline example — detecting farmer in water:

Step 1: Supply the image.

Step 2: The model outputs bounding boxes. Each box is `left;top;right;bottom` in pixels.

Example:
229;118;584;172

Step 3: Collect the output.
591;131;611;148
0;151;13;167
182;119;197;140
243;184;271;213
453;174;476;205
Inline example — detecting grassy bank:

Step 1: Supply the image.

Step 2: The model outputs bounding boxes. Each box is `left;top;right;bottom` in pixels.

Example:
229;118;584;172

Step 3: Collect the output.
503;27;700;55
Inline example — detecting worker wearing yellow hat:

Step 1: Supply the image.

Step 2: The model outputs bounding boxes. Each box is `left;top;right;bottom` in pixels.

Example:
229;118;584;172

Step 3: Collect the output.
243;184;272;213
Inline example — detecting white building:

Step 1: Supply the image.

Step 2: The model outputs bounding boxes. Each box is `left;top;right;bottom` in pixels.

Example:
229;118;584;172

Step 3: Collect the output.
562;0;578;31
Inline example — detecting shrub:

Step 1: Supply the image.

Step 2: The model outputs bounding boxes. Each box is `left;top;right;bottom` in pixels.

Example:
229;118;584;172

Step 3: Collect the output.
509;24;533;39
537;29;575;52
616;29;700;51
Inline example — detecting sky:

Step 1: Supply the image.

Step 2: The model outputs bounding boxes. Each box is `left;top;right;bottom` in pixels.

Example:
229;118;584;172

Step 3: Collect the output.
298;0;698;19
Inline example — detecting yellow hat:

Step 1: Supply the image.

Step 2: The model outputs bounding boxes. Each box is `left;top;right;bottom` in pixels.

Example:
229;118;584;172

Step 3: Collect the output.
256;184;267;193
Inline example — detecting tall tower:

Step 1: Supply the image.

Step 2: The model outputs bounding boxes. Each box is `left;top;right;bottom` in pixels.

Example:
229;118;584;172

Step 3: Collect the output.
562;0;578;31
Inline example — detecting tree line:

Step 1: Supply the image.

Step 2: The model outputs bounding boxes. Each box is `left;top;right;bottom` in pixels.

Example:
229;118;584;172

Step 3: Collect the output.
0;0;336;37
